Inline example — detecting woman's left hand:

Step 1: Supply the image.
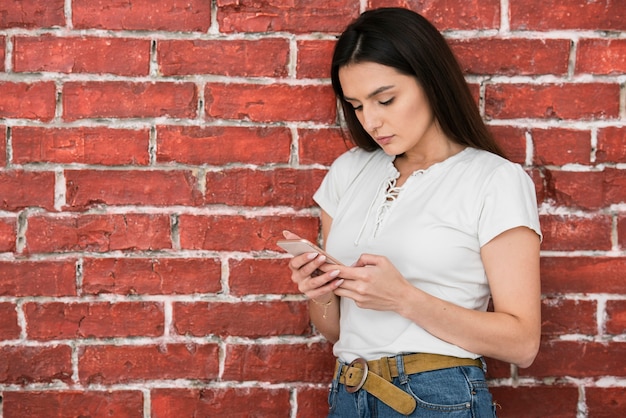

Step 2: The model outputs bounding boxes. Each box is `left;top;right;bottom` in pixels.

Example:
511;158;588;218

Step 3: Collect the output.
333;253;415;312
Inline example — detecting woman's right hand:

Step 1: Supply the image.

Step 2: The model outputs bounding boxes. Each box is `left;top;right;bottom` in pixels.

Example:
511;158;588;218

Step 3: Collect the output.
283;230;342;301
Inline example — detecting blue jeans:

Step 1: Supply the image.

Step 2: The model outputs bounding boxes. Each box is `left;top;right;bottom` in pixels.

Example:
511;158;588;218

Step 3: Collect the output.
327;356;497;417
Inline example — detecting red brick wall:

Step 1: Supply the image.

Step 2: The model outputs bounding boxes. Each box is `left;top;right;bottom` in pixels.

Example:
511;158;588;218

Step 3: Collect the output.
0;0;625;417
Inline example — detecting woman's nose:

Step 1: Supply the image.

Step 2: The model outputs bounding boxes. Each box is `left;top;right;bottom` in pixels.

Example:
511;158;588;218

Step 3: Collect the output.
361;106;382;132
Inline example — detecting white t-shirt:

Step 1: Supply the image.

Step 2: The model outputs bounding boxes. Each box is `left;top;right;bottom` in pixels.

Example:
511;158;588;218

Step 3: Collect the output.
313;147;542;362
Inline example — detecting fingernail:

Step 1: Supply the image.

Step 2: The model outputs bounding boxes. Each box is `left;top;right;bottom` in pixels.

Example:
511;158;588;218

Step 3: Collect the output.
307;252;318;260
329;269;340;278
335;279;344;287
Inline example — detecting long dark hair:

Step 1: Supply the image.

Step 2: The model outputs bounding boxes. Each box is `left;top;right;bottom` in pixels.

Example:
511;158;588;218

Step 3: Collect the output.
330;7;505;158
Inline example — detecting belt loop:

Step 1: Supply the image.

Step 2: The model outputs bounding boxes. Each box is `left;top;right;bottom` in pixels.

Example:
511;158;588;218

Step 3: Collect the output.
395;354;409;384
479;356;487;373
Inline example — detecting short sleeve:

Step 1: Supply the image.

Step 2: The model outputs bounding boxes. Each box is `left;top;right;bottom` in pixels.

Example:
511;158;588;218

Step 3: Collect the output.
478;163;542;247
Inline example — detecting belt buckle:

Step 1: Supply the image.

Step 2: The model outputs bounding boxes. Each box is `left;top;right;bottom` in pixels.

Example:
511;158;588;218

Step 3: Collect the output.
345;357;368;393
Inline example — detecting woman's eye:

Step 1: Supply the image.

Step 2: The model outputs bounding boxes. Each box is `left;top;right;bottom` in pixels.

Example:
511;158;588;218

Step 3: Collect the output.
380;98;394;106
352;104;363;111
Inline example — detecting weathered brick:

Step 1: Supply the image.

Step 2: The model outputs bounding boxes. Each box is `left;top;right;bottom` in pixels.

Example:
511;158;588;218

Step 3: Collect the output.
296;387;331;418
485;83;620;120
490;386;579;417
596;127;626;164
24;302;164;341
12;127;150;165
82;258;222;296
178;215;319;252
577;39;626;75
78;344;219;384
73;0;212;31
2;391;144;418
451;38;570;76
489;125;527;165
0;260;76;297
151;388;291;418
0;0;65;29
0;217;16;252
0;82;56;121
156;125;292;165
543;170;626;210
25;214;172;254
539;214;612;252
541;257;626;294
63;82;198;120
532;128;592;165
541;298;597;336
298;128;353;166
606;300;626;335
223;342;334;383
205;168;326;208
13;36;150;75
586;387;626;417
158;39;289;77
205;83;336;123
0;302;20;340
0;345;72;384
173;301;311;338
511;0;626;30
229;258;300;296
64;170;203;209
0;37;5;71
369;0;500;30
296;40;336;79
217;0;359;33
0;171;56;211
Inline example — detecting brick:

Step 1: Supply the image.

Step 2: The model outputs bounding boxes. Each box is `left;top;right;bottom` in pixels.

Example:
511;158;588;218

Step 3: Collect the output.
451;39;570;76
540;214;611;252
490;386;579;418
296;387;330;418
2;391;144;418
577;39;626;75
0;82;56;121
151;388;291;418
12;127;150;165
73;0;212;31
532;128;591;165
13;36;150;75
541;257;626;294
0;302;20;340
205;83;336;123
82;257;222;295
586;387;626;418
543;170;624;210
0;0;65;29
0;260;76;297
25;214;172;254
489;126;526;165
620;215;626;249
65;170;203;209
296;40;335;79
511;0;626;31
158;39;289;77
484;358;513;379
24;302;164;341
0;345;72;384
522;341;626;377
217;0;359;33
223;342;334;383
0;217;16;252
178;215;319;252
596;127;626;164
368;0;500;30
606;300;626;335
541;298;597;336
63;82;197;120
173;301;311;338
0;124;5;166
229;258;300;296
78;343;219;384
485;83;619;120
298;128;353;165
156;125;291;165
0;171;55;211
205;168;326;208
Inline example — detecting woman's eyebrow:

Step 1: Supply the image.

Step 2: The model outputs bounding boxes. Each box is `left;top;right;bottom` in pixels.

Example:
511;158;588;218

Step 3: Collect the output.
344;85;394;101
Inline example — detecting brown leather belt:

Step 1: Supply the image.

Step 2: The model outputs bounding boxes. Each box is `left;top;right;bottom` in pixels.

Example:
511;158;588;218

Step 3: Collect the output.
336;353;483;416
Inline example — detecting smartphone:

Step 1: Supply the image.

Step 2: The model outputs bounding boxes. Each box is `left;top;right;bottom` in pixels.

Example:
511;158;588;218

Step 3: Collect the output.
277;239;343;265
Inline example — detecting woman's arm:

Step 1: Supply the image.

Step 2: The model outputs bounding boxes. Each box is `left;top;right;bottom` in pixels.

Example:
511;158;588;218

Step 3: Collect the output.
333;226;541;367
284;210;341;343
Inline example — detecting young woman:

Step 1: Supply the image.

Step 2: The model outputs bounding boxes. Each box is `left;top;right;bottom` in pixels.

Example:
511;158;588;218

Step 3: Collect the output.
284;7;541;417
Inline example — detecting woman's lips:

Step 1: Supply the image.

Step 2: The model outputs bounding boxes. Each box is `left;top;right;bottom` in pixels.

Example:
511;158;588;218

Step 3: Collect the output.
375;135;393;145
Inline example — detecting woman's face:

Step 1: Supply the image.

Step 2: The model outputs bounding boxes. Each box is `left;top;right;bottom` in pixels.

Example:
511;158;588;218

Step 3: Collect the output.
339;61;444;157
